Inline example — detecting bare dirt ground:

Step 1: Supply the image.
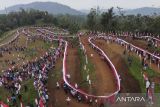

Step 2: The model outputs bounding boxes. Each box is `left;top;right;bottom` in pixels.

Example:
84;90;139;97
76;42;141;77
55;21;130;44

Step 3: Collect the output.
47;36;118;107
122;37;149;50
66;43;82;86
80;36;117;95
47;58;90;107
93;39;142;93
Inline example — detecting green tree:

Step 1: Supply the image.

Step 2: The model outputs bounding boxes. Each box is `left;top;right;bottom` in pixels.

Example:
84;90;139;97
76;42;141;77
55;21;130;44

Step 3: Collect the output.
87;8;97;31
101;7;117;32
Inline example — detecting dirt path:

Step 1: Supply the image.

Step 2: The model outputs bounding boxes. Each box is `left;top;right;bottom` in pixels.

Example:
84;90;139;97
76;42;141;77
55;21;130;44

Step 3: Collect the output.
47;36;119;106
80;36;116;95
123;37;148;50
47;57;90;107
66;43;82;85
122;37;160;73
93;39;141;93
47;36;117;107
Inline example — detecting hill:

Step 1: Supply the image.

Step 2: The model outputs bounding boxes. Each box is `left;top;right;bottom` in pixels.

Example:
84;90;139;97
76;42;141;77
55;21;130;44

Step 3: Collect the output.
124;7;160;15
0;1;84;15
81;7;160;16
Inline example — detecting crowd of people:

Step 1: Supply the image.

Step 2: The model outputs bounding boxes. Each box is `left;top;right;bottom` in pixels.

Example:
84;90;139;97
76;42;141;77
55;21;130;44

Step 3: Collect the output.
1;28;158;106
0;34;30;71
39;30;158;106
0;27;64;106
61;82;106;106
109;31;160;58
90;35;155;104
92;31;160;66
36;30;108;106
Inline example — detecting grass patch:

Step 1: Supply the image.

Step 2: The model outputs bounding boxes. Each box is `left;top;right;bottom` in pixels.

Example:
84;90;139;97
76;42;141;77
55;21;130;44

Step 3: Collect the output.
155;84;160;93
155;84;160;106
124;54;160;93
124;55;146;92
43;41;53;50
20;79;38;106
0;87;11;103
23;48;38;59
50;66;61;82
145;67;160;78
0;29;16;43
0;41;58;105
77;47;96;89
23;40;58;59
0;79;38;106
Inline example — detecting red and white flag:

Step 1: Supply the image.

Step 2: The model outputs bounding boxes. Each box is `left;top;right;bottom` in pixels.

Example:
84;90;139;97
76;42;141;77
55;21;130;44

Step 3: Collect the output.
0;101;9;107
39;97;45;107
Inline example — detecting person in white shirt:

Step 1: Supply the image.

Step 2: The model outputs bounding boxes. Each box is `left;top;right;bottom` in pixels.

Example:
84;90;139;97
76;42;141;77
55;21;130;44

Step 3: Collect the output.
146;79;150;98
35;98;39;107
89;80;91;85
66;97;71;105
146;80;150;90
0;81;2;87
75;83;78;89
56;82;60;89
66;74;71;79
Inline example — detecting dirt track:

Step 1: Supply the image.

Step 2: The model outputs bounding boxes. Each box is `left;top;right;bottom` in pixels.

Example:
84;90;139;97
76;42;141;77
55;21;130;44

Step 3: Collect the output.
80;36;117;95
47;57;90;107
93;39;141;93
1;29;148;106
47;36;118;107
47;36;118;106
122;37;160;73
66;43;82;86
123;37;148;50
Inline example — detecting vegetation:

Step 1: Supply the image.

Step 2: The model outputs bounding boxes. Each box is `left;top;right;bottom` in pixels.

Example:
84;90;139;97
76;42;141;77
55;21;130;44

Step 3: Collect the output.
124;55;146;92
0;79;38;106
1;7;160;36
0;9;82;36
0;87;11;103
86;8;160;34
124;54;160;93
0;37;58;105
63;37;96;93
77;45;96;92
0;6;160;106
20;79;38;106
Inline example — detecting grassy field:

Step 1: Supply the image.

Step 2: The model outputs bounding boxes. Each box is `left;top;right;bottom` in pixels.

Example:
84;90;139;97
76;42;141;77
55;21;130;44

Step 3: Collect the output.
0;87;11;103
123;53;160;106
0;29;18;45
20;79;38;106
77;45;96;93
126;56;160;92
0;38;58;106
23;40;55;60
124;53;160;93
0;36;58;71
124;55;146;92
0;79;38;106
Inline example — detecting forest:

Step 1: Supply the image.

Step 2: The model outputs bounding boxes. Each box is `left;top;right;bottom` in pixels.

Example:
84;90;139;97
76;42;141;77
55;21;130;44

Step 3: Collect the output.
0;8;160;36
